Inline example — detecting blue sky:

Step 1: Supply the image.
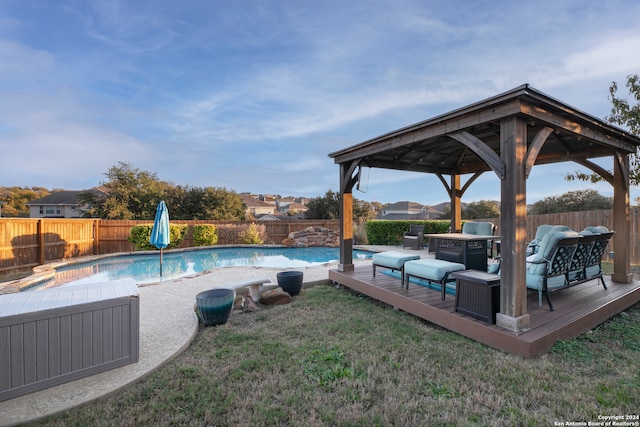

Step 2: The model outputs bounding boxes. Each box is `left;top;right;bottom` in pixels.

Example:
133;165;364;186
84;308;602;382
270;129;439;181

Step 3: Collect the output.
1;0;639;206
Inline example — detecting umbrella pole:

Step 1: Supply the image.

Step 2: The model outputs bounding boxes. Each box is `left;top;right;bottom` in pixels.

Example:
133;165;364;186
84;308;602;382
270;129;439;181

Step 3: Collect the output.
160;248;163;277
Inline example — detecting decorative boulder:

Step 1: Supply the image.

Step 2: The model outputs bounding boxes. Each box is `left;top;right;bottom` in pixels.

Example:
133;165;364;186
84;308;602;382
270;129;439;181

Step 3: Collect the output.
258;287;293;305
281;226;339;247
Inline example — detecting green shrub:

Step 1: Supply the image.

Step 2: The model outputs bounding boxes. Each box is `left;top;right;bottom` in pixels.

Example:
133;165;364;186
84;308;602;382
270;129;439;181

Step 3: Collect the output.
365;220;450;245
240;223;264;244
128;224;188;251
193;224;218;246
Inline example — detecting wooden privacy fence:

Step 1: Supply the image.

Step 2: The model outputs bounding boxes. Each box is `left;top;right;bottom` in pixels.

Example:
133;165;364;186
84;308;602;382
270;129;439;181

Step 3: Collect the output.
0;210;634;278
484;208;623;261
0;219;98;277
0;218;340;277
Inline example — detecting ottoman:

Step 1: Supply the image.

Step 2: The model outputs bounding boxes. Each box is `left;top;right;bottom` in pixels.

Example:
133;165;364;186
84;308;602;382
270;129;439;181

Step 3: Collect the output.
372;251;421;286
404;259;466;300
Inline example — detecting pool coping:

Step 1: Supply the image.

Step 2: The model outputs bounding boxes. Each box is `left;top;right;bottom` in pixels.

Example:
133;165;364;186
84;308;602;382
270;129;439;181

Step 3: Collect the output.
0;244;360;294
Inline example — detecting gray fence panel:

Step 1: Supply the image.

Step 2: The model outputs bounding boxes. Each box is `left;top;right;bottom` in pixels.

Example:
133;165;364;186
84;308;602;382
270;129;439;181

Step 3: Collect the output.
0;280;139;402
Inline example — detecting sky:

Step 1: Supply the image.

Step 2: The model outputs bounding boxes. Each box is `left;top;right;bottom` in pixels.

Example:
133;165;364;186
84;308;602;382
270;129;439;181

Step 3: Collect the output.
1;0;640;206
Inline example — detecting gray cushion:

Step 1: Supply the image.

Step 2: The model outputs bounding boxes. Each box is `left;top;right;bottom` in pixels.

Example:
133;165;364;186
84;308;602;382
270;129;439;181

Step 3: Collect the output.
527;230;579;276
372;251;420;269
404;259;466;281
462;222;494;236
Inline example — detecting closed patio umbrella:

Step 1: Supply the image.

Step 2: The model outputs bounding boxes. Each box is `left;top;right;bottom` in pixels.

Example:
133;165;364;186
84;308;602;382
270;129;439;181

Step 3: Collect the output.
150;200;170;277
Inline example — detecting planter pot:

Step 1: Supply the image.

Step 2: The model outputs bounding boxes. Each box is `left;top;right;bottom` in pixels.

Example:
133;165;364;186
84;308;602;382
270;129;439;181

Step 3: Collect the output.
277;271;303;296
195;288;235;326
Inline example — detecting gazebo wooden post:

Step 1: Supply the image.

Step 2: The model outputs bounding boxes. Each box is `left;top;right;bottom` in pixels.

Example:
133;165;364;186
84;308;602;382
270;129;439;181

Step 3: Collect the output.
496;116;530;332
338;162;356;272
450;174;462;232
612;153;632;282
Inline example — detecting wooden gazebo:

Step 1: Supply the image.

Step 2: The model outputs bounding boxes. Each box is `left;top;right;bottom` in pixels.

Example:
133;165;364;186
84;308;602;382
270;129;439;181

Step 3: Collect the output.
328;84;640;334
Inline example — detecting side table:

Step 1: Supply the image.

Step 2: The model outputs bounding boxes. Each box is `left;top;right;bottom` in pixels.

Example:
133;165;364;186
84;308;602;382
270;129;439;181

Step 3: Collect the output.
451;270;501;324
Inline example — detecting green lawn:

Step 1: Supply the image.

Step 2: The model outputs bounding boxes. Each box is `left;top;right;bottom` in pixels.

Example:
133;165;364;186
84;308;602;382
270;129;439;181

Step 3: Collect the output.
34;283;640;427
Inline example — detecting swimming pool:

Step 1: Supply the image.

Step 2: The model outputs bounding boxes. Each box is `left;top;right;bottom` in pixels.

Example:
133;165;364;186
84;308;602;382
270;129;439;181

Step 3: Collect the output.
34;246;373;289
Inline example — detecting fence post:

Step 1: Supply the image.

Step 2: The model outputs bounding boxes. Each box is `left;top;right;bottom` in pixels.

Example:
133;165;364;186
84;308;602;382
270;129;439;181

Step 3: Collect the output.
93;219;100;255
37;219;45;265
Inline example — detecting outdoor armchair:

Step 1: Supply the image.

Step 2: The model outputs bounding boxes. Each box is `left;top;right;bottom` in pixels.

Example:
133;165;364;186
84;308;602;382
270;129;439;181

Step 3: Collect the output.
461;221;496;236
403;224;425;249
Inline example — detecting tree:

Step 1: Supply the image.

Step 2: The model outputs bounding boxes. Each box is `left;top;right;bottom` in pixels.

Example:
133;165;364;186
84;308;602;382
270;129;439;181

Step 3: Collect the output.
353;199;377;222
78;162;169;219
528;189;612;215
464;200;500;219
197;187;245;220
166;186;245;220
0;186;50;217
78;163;247;220
439;200;499;220
304;190;340;219
566;74;640;186
304;190;376;222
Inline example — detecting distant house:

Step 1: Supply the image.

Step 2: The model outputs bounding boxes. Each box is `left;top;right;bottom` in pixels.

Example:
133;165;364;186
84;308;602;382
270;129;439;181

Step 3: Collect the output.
377;201;438;220
257;194;279;205
255;213;287;221
277;202;308;215
25;189;104;218
276;196;297;206
240;194;276;217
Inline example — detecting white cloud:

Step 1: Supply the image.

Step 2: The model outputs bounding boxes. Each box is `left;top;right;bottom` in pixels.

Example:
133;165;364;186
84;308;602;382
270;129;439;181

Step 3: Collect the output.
0;39;53;78
2;0;639;204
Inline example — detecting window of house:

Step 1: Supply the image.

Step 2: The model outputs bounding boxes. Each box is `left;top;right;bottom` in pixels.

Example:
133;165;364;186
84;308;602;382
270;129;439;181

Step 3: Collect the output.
39;206;44;214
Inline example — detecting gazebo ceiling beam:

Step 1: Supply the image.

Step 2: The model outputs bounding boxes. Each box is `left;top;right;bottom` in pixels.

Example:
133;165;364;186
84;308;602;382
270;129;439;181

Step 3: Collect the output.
366;159;454;175
521;103;637;153
460;171;483;195
447;131;506;179
534;146;612;163
573;158;614;186
525;126;554;178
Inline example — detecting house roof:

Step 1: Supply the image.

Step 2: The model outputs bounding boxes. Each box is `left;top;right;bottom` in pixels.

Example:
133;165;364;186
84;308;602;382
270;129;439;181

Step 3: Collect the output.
383;201;425;212
282;202;308;211
255;213;289;221
25;190;97;206
240;194;274;208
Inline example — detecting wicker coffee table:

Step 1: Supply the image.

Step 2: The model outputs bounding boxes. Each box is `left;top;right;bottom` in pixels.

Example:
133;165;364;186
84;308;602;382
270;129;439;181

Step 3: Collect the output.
451;270;501;324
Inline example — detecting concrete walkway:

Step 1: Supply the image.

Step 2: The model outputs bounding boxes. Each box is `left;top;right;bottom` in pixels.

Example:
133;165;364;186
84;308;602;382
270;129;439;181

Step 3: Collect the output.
0;246;425;426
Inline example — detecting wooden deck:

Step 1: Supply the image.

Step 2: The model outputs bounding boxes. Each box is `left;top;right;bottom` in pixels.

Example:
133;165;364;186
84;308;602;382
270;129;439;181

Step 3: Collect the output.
329;265;640;358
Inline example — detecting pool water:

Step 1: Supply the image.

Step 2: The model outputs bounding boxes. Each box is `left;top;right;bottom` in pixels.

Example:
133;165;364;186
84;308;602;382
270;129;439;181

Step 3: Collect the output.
42;247;373;289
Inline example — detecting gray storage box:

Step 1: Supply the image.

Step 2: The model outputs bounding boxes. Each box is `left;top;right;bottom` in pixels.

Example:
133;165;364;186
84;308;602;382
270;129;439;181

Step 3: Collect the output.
0;279;139;402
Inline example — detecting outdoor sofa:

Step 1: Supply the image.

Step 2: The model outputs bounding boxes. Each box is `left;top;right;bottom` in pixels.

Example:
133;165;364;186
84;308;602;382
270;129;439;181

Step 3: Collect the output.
525;225;614;310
